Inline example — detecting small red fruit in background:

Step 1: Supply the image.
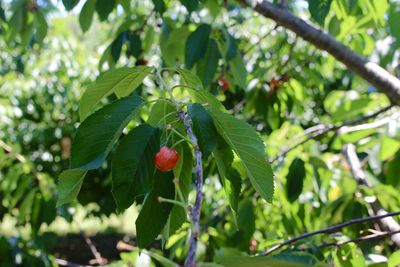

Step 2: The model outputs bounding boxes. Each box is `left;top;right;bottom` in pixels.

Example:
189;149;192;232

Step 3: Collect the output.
154;146;180;172
218;76;229;91
249;239;257;251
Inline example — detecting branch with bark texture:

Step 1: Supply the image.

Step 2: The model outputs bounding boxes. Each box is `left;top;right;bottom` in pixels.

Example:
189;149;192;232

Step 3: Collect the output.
178;111;203;267
262;211;400;255
343;144;400;247
237;0;400;106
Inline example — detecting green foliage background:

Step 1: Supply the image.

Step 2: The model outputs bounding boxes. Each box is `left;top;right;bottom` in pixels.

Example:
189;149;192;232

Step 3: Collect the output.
1;0;400;266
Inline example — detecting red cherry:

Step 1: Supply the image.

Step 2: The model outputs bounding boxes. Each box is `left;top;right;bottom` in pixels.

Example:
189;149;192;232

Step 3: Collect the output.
218;77;229;91
249;239;257;250
154;146;180;172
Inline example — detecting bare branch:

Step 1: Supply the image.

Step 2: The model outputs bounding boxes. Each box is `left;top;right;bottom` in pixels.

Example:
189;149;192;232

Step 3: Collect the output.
261;211;400;255
271;105;395;164
54;258;92;267
179;111;204;267
83;235;107;266
319;230;400;249
236;0;400;106
343;144;400;247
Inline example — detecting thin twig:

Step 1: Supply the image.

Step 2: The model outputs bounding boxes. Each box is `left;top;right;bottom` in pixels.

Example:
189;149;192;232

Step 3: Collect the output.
343;144;400;247
318;230;400;248
261;211;400;255
0;139;43;181
178;111;204;267
270;105;395;164
54;258;92;267
83;235;107;266
244;24;279;54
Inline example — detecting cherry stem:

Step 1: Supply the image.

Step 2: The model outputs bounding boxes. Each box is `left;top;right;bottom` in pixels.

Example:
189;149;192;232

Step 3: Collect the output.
173;178;186;206
178;110;203;267
157;197;188;211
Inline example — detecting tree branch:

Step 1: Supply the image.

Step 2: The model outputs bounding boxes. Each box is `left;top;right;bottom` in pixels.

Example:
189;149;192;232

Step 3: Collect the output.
178;111;204;267
343;144;400;247
262;211;400;255
236;0;400;106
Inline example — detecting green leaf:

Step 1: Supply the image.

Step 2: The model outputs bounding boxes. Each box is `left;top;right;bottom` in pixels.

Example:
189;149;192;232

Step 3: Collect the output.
168;142;193;235
72;95;143;169
62;0;80;11
215;248;313;267
214;138;241;212
35;11;48;44
56;169;87;207
136;171;175;248
216;29;237;61
308;0;332;25
207;106;274;202
176;68;204;90
7;9;23;42
230;53;247;89
79;66;152;121
152;0;166;15
379;137;400;161
112;124;161;212
196;39;221;87
185;24;211;69
179;0;199;12
388;250;400;267
160;24;191;67
111;32;125;62
188;103;218;158
147;99;177;127
286;158;306;203
387;150;400;187
389;4;400;47
0;5;5;22
126;31;142;58
79;0;97;32
232;198;255;250
57;96;142;207
95;0;116;21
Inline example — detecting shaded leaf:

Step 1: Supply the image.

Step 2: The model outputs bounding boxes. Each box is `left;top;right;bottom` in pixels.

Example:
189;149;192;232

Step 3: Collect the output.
308;0;332;25
387;150;400;187
214;138;241;212
111;32;125;62
188;103;218;158
112;124;160;211
35;11;48;44
79;0;97;32
96;0;116;21
62;0;80;11
136;171;175;248
286;158;306;203
57;170;87;207
196;39;221;87
185;24;211;69
72;95;143;169
179;0;198;12
152;0;166;15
